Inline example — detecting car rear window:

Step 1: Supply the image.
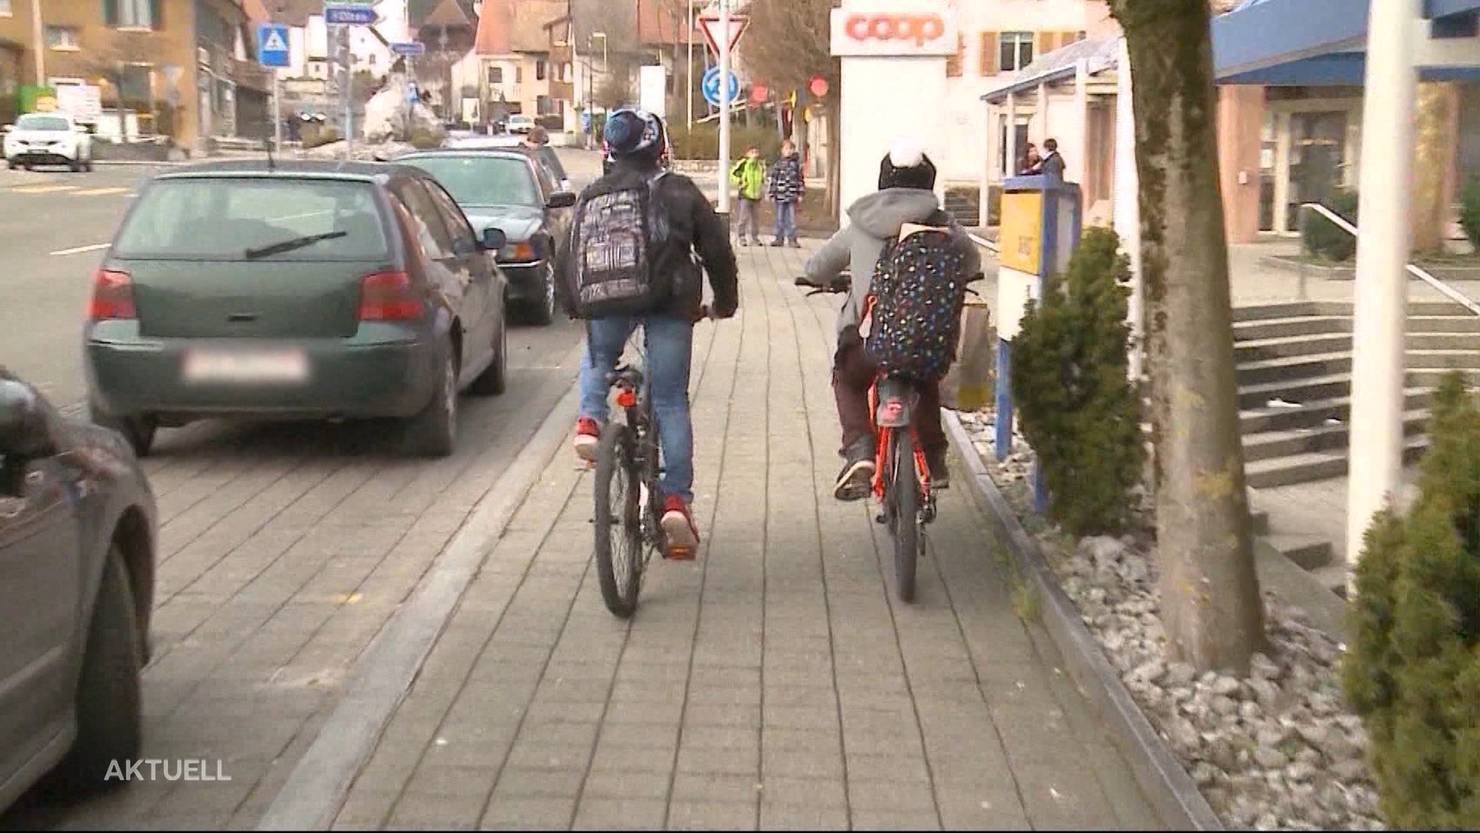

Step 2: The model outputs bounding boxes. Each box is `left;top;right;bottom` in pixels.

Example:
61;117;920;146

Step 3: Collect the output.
112;177;390;261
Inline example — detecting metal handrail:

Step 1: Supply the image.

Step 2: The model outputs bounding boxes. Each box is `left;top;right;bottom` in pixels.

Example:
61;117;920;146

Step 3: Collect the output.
968;232;1000;254
1301;202;1480;317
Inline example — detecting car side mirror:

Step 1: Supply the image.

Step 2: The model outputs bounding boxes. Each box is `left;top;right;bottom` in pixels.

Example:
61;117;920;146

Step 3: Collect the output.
0;380;56;460
480;226;507;251
547;191;577;209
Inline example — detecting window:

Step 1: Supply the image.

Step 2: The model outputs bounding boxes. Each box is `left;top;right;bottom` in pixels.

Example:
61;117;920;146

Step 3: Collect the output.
1000;32;1034;72
46;27;81;51
423;182;478;254
536;60;547;81
368;53;378;67
488;66;503;84
105;0;157;29
0;1;12;17
393;182;455;261
515;66;523;84
946;34;964;78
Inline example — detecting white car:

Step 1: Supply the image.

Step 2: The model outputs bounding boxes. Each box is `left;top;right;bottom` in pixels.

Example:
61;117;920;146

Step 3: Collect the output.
507;115;536;135
3;112;94;172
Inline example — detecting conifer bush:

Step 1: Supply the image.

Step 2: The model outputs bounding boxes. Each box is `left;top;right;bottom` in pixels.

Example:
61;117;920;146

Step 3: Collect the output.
1302;189;1360;262
1460;178;1480;251
1344;371;1480;827
1010;227;1143;536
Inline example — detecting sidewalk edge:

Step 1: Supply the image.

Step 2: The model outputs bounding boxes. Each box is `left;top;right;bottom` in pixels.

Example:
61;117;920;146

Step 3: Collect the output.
944;411;1224;832
255;376;581;831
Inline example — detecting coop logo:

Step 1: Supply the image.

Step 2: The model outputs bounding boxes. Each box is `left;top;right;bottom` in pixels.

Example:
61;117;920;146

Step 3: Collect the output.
843;13;946;46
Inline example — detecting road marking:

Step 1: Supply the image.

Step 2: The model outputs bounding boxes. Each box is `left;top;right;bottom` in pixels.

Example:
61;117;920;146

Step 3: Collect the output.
49;242;110;256
72;186;130;196
11;184;80;194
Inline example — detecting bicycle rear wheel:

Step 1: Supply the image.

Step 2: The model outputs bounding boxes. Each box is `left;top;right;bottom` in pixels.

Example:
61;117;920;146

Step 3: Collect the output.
594;423;644;617
892;429;919;603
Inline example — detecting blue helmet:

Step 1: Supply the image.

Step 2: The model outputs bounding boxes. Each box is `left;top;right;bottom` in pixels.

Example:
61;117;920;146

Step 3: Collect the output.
603;108;663;158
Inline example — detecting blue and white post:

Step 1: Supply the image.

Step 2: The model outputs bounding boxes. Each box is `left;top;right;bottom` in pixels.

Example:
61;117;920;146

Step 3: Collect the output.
993;175;1082;514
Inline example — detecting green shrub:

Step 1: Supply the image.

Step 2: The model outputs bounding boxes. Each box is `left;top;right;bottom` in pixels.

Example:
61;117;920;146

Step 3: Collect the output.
1460;178;1480;251
667;122;782;161
409;128;442;150
301;124;343;149
1344;370;1480;827
1302;189;1360;262
1010;227;1144;536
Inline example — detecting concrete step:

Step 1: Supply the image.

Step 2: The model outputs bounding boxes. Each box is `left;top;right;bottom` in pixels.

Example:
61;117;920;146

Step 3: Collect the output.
1239;388;1435;434
1233;316;1353;342
1232;302;1324;323
1237;353;1352;387
1408;368;1480;388
1407;332;1480;349
1238;373;1354;411
1408;315;1480;333
1405;349;1480;370
1241;409;1429;462
1259;533;1335;570
1235;334;1354;362
1245;435;1429;489
1250;509;1270;536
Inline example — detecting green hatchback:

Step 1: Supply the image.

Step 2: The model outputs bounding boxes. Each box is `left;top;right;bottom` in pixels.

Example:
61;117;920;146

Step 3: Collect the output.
83;160;510;457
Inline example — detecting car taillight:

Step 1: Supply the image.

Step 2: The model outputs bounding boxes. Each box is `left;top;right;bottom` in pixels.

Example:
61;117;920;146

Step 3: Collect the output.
89;268;137;320
358;271;424;321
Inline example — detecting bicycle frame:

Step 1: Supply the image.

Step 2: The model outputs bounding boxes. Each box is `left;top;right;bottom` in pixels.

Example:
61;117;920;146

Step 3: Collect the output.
608;366;666;554
869;376;936;522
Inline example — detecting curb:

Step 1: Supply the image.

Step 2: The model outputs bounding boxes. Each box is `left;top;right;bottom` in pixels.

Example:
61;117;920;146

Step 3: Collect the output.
256;358;582;830
944;411;1224;831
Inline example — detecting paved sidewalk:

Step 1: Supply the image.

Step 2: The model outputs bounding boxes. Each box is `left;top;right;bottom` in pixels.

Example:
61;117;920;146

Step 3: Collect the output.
326;245;1160;830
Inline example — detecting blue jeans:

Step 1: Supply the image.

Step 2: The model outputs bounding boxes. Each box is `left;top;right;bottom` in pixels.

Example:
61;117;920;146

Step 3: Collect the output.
774;200;798;242
579;314;696;503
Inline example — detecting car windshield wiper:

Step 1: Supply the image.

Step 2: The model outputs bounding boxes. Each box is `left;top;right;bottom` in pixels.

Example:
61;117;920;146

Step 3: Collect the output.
244;231;347;260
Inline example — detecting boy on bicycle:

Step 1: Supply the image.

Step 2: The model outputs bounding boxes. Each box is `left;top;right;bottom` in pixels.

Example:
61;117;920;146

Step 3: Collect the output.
804;139;981;501
570;109;739;555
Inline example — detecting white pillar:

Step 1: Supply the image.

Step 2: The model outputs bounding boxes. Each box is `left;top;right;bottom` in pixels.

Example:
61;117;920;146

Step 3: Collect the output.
1073;58;1089;187
1112;38;1142;382
981;102;996;228
1005;92;1018;178
1345;0;1418;576
1037;82;1049;145
29;0;45;84
717;0;731;216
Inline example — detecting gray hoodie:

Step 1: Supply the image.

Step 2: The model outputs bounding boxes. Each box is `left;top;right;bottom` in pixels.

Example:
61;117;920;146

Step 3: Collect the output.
805;188;982;337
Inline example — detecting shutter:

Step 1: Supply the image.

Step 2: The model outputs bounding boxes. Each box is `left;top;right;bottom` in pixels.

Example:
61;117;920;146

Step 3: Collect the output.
946;34;963;77
979;32;998;76
152;0;163;29
103;0;119;26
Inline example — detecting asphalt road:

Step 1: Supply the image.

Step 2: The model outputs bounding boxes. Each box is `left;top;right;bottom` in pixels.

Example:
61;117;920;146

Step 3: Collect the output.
0;151;599;829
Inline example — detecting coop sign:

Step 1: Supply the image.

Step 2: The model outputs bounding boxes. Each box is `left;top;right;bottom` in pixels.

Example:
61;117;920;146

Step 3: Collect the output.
830;9;957;56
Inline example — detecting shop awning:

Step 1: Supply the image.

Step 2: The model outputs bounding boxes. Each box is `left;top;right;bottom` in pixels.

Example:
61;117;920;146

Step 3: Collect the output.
1213;0;1480;85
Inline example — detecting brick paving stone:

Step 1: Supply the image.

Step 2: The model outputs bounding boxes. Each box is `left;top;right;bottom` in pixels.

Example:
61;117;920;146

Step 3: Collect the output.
480;795;578;830
664;800;758;831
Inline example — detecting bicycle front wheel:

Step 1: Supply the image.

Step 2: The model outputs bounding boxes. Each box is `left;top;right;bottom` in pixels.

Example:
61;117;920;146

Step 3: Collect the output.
594;423;644;617
892;429;919;603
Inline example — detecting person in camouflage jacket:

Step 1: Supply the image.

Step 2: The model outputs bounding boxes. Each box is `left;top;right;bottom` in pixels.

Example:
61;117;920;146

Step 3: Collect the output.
768;140;804;247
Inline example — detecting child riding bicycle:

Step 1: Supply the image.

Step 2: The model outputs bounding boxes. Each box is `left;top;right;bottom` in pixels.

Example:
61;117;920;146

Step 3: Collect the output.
803;139;982;502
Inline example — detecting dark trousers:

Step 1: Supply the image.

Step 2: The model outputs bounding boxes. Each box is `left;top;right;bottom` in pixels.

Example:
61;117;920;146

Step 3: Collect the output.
832;334;945;457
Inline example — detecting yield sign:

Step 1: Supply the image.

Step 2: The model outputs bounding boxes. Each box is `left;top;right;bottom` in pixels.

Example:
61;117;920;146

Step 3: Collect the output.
698;14;749;56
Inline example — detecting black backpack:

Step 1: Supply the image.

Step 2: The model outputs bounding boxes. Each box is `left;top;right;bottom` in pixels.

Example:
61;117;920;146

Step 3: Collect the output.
865;214;970;382
566;170;669;319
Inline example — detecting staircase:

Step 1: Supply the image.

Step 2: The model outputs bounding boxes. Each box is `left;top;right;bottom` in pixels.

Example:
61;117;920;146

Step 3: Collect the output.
1232;300;1480;583
944;186;982;227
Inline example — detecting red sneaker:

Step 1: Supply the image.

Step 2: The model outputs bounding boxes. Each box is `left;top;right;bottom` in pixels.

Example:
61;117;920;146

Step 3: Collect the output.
574;417;602;463
660;496;700;559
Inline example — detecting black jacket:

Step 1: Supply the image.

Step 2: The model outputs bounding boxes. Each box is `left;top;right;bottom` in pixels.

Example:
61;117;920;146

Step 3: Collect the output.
571;157;738;320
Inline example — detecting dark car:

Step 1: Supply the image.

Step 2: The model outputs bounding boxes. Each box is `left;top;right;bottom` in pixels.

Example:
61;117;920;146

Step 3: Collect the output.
83;160;510;458
0;368;157;810
398;149;576;326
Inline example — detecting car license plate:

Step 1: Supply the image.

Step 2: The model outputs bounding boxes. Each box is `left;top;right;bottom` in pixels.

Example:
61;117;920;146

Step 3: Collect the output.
183;348;309;384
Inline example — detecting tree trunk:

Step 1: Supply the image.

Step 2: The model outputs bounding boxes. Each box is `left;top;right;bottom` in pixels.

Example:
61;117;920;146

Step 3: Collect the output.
1113;0;1265;673
826;95;841;221
1411;82;1459;253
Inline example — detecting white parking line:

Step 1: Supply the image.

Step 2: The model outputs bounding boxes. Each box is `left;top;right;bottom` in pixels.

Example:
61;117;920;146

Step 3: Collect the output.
49;242;110;256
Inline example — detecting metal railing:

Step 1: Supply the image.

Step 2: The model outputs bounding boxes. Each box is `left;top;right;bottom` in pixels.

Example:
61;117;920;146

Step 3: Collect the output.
968;232;1000;255
1301;202;1480;317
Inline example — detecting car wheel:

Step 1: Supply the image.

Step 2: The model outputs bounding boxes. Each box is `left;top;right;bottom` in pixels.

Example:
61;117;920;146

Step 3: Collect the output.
90;406;157;457
6;159;16;170
470;322;508;396
403;342;458;456
56;546;143;791
517;266;557;326
71;159;83;173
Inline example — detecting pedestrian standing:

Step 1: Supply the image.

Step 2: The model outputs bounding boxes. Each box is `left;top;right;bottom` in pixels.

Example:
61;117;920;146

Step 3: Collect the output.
730;146;766;246
1019;142;1041;175
769;139;804;247
1040;138;1065;181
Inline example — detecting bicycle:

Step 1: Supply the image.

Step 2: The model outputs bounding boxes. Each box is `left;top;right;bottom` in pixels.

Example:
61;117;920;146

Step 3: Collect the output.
795;274;936;603
590;311;714;618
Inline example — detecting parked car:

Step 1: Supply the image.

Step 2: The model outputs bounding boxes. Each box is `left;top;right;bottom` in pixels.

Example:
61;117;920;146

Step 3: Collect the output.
507;114;536;135
0;367;157;810
398;149;576;326
84;160;510;457
3;112;94;172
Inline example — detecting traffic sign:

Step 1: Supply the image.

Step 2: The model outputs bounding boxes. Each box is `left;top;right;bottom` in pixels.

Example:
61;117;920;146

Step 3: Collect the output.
324;4;377;25
698;14;749;56
701;66;741;108
749;83;769;105
390;41;425;57
257;23;291;68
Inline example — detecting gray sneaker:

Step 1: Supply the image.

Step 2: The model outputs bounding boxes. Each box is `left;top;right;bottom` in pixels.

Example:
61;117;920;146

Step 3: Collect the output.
834;438;877;501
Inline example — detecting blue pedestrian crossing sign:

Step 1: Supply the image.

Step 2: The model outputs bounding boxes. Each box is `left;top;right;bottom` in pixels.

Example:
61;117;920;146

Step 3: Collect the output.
257;24;290;69
702;66;740;108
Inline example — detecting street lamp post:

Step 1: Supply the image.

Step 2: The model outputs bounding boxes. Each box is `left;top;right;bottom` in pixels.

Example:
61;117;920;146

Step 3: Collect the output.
717;0;731;216
29;0;45;86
